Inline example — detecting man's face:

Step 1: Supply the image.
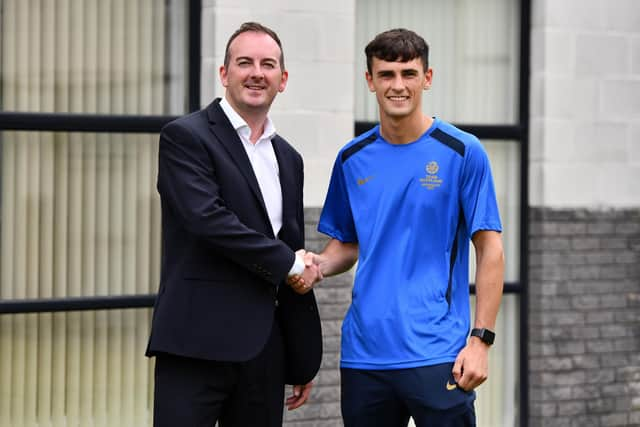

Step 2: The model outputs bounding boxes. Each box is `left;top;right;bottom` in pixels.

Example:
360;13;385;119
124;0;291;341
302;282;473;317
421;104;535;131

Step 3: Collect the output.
365;57;432;120
220;31;288;114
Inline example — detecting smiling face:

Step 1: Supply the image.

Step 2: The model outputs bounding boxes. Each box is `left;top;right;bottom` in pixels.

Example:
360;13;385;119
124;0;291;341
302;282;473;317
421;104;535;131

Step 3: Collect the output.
365;57;432;121
219;31;288;117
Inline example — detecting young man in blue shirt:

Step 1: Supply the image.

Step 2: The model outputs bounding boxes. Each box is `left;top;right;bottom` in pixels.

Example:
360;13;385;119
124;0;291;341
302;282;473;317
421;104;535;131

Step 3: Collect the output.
291;28;504;426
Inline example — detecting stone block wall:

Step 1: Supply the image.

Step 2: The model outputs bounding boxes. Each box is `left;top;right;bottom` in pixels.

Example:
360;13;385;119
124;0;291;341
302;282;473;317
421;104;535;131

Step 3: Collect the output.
529;208;640;427
283;208;352;426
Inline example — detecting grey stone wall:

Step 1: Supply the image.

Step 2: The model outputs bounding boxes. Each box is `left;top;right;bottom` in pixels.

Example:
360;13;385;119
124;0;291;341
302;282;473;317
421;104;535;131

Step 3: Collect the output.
283;208;352;426
529;208;640;427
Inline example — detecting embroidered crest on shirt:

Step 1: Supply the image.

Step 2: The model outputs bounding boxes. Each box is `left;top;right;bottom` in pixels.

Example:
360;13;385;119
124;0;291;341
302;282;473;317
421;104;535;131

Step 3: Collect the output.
419;161;443;190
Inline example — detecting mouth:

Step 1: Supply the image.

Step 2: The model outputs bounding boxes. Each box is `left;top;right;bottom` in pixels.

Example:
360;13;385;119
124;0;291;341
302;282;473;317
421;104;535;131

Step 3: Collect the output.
245;84;266;91
387;95;409;102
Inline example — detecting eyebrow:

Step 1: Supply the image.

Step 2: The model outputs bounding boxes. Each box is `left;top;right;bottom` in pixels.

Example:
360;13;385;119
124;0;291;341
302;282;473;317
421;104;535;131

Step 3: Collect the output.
235;56;278;64
376;68;419;76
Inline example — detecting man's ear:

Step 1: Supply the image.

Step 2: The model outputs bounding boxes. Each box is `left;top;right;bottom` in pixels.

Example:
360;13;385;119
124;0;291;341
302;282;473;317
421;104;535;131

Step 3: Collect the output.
278;70;289;93
423;67;433;90
219;65;228;87
365;71;375;92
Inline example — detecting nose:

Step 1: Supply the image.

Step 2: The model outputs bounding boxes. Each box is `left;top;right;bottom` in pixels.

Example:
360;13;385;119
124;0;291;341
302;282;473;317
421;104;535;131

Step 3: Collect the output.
249;62;264;79
390;74;404;91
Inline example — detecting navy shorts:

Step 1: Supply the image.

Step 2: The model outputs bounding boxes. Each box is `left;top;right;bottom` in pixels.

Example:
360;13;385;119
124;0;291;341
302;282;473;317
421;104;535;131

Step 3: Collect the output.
341;362;476;427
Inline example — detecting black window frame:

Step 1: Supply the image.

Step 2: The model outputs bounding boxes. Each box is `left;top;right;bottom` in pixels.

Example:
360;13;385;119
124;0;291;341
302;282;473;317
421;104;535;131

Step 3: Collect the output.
355;1;531;425
0;0;201;313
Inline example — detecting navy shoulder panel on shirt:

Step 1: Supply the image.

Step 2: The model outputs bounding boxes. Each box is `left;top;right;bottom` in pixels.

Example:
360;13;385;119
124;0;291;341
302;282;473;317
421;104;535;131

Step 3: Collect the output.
341;132;377;164
431;127;466;157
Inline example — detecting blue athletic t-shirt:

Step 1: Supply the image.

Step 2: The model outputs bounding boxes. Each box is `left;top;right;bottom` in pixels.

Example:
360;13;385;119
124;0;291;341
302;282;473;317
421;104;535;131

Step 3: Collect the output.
318;119;502;370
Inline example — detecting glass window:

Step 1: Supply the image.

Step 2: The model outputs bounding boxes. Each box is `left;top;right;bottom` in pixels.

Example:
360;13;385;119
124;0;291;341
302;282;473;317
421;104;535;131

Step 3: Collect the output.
407;295;520;427
469;141;521;284
356;2;524;425
355;0;520;124
0;131;161;300
0;130;160;425
0;0;188;115
0;308;154;426
0;1;189;426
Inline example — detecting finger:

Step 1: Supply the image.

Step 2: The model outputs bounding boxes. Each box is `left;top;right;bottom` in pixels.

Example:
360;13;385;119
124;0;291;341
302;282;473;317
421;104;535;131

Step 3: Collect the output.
287;275;300;286
286;386;304;410
452;356;463;383
303;252;317;266
287;384;312;410
304;255;314;267
285;385;300;407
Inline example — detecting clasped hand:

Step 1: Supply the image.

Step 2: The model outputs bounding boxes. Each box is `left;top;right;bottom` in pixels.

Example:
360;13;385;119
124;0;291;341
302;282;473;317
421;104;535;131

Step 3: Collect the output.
287;250;322;294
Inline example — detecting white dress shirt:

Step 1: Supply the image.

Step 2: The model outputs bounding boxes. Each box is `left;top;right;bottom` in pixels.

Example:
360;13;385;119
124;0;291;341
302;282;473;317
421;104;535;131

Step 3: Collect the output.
220;99;304;276
220;98;283;237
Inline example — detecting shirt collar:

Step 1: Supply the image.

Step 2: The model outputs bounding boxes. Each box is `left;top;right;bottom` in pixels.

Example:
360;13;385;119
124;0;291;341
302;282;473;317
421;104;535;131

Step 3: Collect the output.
220;97;276;142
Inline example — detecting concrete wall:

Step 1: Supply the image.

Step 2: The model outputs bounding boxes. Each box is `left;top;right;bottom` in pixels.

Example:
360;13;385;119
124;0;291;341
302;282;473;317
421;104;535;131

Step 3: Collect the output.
529;0;640;425
201;0;356;207
200;3;356;424
200;0;640;425
530;0;640;208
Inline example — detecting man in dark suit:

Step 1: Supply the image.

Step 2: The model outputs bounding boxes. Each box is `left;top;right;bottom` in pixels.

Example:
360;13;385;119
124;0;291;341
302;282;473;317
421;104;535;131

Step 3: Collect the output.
146;22;323;427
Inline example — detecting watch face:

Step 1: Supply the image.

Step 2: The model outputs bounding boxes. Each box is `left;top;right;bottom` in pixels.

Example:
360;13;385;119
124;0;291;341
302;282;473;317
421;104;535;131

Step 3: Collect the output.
472;328;495;345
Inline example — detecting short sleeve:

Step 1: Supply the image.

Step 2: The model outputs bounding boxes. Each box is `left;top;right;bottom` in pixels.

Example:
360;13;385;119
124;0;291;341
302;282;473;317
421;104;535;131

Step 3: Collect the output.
459;139;503;237
318;155;358;243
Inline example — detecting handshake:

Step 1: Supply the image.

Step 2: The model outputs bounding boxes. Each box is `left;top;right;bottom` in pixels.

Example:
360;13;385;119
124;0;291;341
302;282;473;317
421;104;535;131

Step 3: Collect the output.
287;249;323;295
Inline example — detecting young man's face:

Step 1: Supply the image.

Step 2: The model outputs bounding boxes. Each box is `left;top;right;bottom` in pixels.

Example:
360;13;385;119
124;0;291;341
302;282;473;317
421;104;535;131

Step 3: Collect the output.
365;57;432;120
220;31;288;115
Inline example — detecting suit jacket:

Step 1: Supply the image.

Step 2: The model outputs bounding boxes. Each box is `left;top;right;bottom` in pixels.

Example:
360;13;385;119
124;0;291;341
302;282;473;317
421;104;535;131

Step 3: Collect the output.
146;98;322;385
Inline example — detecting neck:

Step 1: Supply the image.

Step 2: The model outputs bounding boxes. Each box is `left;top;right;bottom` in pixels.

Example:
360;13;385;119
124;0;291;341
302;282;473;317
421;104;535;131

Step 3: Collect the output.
244;115;267;144
379;113;433;145
225;97;269;144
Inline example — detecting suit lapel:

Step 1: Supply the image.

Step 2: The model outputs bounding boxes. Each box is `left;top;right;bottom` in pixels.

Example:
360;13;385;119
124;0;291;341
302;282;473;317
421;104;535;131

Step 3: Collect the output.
271;136;296;227
206;99;270;225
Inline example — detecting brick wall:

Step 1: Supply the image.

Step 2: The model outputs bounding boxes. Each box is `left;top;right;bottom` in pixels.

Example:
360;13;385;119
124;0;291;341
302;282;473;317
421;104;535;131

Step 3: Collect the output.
283;208;352;426
529;207;640;427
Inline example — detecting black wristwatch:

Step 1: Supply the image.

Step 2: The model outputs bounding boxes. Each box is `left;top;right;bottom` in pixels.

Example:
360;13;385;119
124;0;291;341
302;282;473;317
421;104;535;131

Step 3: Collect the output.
470;328;495;345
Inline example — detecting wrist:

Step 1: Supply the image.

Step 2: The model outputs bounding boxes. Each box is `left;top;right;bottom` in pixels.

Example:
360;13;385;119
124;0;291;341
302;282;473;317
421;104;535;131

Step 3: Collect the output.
288;253;305;277
470;327;495;346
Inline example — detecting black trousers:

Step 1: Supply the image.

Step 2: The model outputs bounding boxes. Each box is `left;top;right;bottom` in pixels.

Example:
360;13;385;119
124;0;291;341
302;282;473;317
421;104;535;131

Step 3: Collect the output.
153;321;285;427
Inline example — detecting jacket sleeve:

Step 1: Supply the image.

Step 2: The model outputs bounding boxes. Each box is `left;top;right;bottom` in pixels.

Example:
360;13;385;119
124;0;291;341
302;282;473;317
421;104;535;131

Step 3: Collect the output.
157;120;295;286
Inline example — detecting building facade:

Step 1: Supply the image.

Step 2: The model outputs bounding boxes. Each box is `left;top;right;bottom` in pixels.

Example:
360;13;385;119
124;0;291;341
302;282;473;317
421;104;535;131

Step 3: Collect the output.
0;0;638;426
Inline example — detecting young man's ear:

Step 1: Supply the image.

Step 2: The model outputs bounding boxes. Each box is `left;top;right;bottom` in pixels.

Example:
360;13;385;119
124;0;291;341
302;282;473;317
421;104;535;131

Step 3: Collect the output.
423;68;433;90
365;71;375;92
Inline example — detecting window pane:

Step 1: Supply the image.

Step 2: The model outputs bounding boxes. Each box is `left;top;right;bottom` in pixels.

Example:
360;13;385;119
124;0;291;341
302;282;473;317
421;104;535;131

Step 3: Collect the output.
406;295;520;427
0;0;188;115
355;0;520;124
472;294;520;426
0;131;161;301
469;141;521;284
0;308;154;426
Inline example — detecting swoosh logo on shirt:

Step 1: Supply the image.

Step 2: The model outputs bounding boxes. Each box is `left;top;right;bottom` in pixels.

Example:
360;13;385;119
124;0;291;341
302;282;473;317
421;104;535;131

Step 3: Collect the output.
357;176;374;186
446;381;457;391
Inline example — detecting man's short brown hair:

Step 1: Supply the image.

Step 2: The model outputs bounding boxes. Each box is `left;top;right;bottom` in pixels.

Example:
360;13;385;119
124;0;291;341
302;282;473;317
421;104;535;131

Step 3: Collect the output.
365;28;429;73
224;22;285;70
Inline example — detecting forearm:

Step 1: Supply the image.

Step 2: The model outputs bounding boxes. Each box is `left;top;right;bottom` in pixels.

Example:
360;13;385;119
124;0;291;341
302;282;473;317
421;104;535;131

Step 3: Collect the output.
316;238;358;277
159;123;295;284
472;231;504;330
